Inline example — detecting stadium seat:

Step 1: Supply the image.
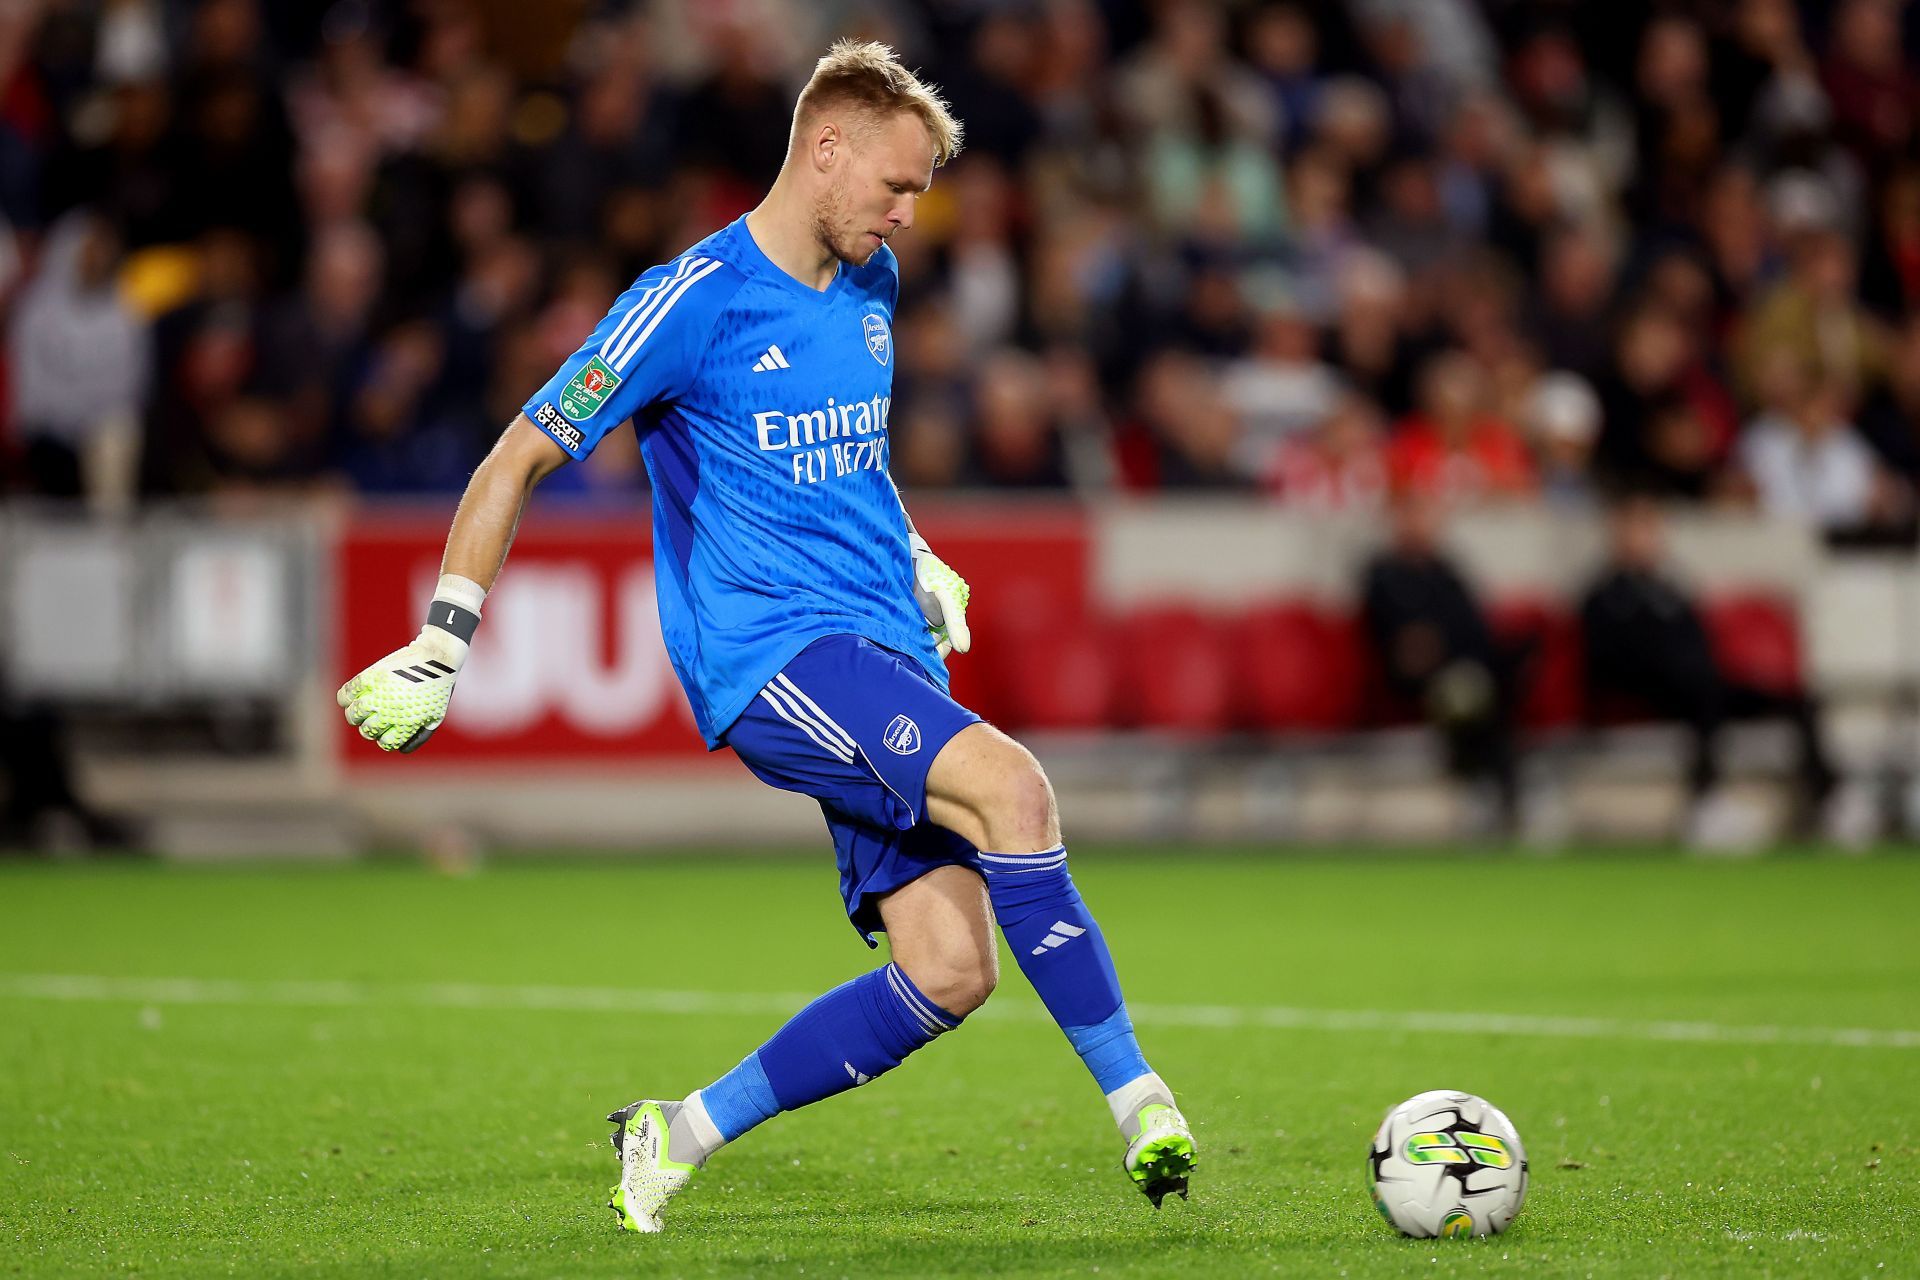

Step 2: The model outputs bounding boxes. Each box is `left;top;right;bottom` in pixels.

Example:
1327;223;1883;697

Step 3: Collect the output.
1234;604;1367;732
1113;606;1235;733
1488;599;1584;731
1704;594;1804;695
982;617;1117;732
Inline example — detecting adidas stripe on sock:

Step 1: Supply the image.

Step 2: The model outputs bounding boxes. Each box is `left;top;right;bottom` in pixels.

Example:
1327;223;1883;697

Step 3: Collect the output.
981;844;1155;1101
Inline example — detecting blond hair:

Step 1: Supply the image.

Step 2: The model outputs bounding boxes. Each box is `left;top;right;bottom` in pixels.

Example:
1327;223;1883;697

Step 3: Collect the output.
791;40;963;165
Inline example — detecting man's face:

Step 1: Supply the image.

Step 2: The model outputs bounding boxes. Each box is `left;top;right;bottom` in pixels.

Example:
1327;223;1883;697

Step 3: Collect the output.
815;112;934;266
1613;501;1664;568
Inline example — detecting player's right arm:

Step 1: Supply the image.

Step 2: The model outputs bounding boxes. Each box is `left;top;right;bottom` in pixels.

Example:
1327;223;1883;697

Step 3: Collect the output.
336;415;568;753
337;250;741;753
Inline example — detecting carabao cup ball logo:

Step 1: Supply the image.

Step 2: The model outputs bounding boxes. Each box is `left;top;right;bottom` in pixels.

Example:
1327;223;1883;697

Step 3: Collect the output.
883;714;920;755
863;312;891;366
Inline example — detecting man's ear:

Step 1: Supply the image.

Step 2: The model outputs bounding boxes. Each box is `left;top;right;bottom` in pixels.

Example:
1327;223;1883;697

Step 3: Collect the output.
811;121;842;172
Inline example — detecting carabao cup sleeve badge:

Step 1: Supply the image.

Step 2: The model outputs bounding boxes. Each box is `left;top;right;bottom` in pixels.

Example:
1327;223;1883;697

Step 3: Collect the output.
561;355;623;419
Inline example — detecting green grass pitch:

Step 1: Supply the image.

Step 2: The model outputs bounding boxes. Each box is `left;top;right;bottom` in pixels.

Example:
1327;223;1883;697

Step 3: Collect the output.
2;848;1916;1278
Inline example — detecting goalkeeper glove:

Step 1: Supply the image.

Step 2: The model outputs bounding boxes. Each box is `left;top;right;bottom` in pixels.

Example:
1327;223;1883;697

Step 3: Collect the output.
336;574;485;753
911;532;971;659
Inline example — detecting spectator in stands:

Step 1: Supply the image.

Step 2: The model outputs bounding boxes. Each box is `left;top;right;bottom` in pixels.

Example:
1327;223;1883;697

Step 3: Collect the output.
1596;304;1738;496
1361;486;1525;832
9;0;1920;535
1369;149;1464;280
1820;0;1915;168
1697;162;1776;315
1221;289;1340;473
1387;350;1534;503
1311;76;1393;176
1324;248;1418;417
962;348;1071;490
1531;224;1617;382
1282;144;1364;319
1119;348;1254;490
1860;165;1920;321
1579;495;1851;845
944;158;1022;355
1856;315;1920;486
1735;227;1887;405
1524;372;1603;510
1269;389;1388;512
140;226;270;495
1042;344;1120;490
1243;2;1325;147
9;209;147;501
1117;0;1279;179
254;219;385;463
1737;364;1896;532
332;319;470;493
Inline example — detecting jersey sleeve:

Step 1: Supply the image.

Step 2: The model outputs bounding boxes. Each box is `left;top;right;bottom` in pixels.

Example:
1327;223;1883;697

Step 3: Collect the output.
521;254;741;460
876;242;901;310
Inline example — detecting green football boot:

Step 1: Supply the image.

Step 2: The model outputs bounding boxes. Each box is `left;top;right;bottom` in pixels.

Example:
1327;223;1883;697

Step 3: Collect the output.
606;1100;698;1233
1122;1101;1197;1208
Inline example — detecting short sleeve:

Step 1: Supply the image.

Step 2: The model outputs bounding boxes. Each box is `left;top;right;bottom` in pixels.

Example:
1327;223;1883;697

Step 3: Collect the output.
875;242;901;310
521;254;741;460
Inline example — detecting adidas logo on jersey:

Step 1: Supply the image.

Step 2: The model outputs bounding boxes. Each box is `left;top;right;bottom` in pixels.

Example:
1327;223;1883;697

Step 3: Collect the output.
1029;921;1086;956
751;344;791;372
844;1061;872;1086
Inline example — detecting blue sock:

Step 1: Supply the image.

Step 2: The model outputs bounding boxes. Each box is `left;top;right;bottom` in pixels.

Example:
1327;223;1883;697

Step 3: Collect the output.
981;845;1153;1095
698;962;961;1142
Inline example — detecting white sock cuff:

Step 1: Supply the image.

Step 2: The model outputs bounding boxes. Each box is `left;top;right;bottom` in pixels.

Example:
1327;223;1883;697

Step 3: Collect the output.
682;1090;726;1159
1104;1070;1174;1130
977;845;1068;874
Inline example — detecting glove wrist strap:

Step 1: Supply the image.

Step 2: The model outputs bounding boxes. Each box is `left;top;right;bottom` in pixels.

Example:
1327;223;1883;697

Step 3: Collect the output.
425;573;486;645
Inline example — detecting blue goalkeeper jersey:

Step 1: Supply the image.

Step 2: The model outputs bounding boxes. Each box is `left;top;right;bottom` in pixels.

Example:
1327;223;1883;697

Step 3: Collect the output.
521;217;941;747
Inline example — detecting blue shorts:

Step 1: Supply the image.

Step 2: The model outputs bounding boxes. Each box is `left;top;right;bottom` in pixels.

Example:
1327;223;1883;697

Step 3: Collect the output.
723;634;984;945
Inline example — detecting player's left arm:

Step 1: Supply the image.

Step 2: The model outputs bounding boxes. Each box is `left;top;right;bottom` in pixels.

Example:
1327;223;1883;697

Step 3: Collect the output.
879;247;972;659
896;485;972;659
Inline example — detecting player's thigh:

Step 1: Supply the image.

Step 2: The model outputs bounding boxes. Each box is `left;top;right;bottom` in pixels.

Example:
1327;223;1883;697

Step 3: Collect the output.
924;722;1059;851
877;863;997;1014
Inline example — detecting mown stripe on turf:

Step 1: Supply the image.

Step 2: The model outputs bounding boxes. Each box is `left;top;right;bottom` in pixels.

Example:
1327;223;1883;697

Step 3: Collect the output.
1;973;1916;1050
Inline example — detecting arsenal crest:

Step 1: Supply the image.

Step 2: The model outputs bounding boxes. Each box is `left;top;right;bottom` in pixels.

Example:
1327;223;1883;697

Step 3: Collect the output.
863;313;890;366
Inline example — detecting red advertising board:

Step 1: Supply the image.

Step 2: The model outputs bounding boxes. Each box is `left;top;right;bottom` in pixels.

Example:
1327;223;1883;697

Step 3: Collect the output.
334;504;1090;768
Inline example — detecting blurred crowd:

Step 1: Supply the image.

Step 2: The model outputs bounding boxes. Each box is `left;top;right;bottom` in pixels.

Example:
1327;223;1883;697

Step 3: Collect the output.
2;0;1920;537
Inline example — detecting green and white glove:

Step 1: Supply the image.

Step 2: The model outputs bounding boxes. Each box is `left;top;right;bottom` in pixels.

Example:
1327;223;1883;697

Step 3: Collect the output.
911;532;971;660
336;574;485;753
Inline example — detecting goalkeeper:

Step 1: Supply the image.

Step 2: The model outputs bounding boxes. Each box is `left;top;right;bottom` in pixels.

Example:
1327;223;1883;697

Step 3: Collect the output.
336;40;1192;1234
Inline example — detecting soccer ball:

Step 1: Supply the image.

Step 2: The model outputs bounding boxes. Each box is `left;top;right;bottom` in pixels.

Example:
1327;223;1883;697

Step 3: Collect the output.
1367;1089;1529;1238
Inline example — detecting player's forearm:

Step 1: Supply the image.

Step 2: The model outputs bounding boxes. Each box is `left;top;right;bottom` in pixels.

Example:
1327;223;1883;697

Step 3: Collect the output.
440;415;569;590
440;458;533;591
891;478;931;557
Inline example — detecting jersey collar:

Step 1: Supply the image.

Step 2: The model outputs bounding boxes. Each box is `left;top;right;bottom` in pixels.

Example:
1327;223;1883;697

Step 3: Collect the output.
734;216;848;303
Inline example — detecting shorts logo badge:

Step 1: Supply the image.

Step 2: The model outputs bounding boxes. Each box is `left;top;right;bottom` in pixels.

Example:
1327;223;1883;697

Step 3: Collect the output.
883;714;920;755
863;313;890;366
561;355;622;419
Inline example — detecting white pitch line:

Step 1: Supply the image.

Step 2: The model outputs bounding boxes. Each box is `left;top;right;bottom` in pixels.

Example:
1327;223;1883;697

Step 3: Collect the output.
0;973;1915;1051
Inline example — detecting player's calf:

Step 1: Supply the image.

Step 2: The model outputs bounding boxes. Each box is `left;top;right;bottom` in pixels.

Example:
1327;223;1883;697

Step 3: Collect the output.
927;726;1197;1204
884;864;999;1017
606;956;970;1234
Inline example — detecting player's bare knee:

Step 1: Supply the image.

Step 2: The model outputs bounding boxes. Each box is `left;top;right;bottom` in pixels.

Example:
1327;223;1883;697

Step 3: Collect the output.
939;950;998;1016
903;942;997;1017
991;744;1059;852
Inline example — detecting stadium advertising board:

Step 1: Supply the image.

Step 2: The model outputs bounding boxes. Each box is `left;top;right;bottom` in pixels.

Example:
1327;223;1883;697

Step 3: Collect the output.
335;507;1090;766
